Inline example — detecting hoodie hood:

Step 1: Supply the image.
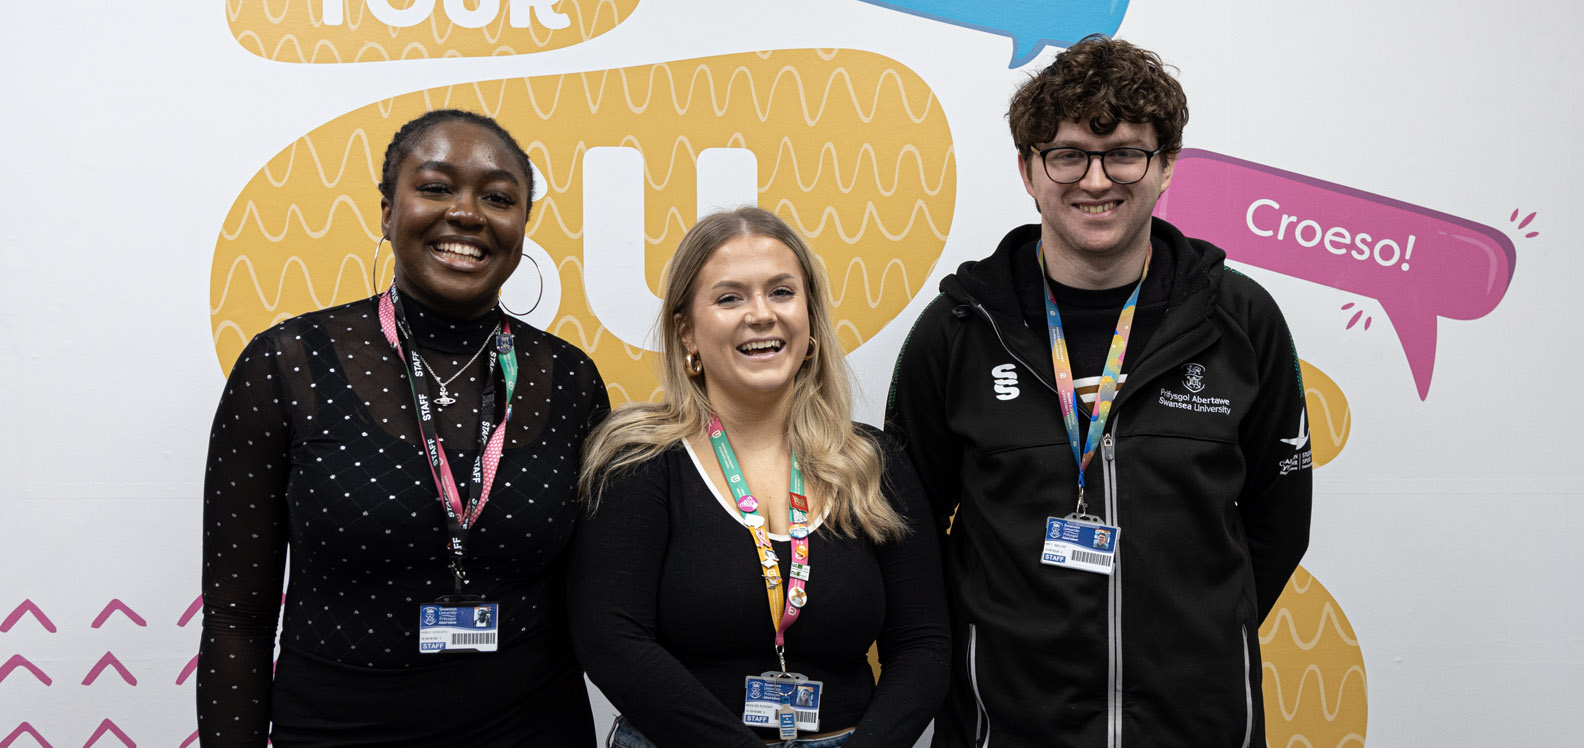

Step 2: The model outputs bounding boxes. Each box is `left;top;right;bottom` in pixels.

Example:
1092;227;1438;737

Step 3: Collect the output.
933;216;1232;404
941;217;1227;321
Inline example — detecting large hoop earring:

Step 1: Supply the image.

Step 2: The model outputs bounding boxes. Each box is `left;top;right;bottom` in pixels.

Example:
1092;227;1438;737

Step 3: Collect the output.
370;236;389;293
499;250;546;317
804;336;818;362
684;351;704;377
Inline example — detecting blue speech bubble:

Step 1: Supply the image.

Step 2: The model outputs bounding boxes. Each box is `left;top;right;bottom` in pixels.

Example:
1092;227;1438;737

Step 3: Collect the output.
857;0;1129;68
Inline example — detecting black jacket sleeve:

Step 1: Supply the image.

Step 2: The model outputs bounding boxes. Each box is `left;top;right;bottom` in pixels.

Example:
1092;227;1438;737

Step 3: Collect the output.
197;331;293;747
1225;273;1313;622
884;294;966;540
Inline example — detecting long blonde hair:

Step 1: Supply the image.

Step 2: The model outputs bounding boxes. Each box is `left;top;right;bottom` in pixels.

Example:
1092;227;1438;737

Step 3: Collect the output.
578;207;907;543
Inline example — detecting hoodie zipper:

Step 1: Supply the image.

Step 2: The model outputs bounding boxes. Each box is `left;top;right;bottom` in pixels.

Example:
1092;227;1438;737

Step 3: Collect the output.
1240;623;1254;748
1103;427;1123;748
968;623;992;746
952;254;1243;744
969;303;1061;395
974;300;1132;745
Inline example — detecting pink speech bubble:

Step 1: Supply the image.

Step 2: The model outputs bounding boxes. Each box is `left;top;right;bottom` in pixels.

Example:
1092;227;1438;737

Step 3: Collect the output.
1155;149;1516;400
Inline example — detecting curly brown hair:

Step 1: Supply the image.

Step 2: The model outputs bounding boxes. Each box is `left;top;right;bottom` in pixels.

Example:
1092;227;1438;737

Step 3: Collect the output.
1008;35;1188;171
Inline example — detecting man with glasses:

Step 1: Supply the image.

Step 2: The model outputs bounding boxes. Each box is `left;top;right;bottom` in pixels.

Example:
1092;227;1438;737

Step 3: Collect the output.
887;35;1311;748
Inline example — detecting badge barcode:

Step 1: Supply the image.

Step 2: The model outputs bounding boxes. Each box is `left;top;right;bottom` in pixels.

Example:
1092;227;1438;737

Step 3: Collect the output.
451;632;497;646
794;710;818;726
1073;550;1112;567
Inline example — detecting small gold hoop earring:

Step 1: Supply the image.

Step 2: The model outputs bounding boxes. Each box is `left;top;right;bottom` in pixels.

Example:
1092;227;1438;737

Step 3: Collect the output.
804;336;818;362
685;351;704;376
370;236;389;293
499;250;546;317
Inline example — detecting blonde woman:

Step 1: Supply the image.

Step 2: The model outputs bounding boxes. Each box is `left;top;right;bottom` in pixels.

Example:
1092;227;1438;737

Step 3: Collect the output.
568;207;949;747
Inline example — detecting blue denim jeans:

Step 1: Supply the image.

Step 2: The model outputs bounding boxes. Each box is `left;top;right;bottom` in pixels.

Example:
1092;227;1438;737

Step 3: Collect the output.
608;716;854;748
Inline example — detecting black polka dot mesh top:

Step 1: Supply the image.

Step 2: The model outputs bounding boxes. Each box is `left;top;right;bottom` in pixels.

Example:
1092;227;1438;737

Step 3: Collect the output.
198;294;608;743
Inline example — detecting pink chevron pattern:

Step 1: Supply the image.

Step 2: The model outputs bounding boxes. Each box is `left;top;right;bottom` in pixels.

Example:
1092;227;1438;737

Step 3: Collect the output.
81;720;133;748
0;655;51;686
90;600;147;629
0;600;56;633
81;653;137;686
0;722;53;748
176;655;198;685
177;595;202;627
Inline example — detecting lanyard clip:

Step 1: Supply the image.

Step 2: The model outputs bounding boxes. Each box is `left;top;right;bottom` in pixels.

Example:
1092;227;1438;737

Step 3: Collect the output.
1074;484;1088;518
451;561;468;596
775;644;788;677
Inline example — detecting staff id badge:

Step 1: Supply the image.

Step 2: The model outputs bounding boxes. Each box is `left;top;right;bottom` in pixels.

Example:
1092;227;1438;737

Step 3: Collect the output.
1040;516;1119;575
743;673;822;733
417;602;500;653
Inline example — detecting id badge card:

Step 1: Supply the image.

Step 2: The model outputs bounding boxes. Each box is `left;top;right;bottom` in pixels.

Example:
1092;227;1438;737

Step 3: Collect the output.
417;601;500;653
743;673;822;733
1040;516;1119;575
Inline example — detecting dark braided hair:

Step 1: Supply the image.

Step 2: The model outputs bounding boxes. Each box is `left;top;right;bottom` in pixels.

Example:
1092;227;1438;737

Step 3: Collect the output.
377;109;535;219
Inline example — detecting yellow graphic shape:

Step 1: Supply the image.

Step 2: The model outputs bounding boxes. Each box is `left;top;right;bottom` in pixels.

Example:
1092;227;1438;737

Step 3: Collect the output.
211;49;956;406
226;0;640;64
1261;565;1367;748
1299;360;1349;468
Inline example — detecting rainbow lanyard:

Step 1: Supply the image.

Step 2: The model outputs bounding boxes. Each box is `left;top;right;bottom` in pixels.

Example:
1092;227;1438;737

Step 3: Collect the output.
1037;243;1150;518
706;415;810;672
379;287;518;595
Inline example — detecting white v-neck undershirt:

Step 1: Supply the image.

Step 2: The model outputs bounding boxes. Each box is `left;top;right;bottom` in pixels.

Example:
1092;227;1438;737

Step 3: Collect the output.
681;438;828;541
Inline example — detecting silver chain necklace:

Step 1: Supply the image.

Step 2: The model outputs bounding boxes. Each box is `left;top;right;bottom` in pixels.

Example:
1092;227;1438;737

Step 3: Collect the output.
413;323;501;408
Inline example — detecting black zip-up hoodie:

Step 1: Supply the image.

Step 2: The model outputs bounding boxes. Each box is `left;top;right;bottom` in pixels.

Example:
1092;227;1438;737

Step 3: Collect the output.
886;218;1312;748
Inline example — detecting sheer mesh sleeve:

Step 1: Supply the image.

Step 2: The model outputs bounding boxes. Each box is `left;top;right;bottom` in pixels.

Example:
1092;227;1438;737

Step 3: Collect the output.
197;330;294;746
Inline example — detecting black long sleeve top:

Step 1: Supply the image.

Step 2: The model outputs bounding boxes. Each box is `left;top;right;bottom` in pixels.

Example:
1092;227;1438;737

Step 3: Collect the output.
198;295;607;746
567;429;950;748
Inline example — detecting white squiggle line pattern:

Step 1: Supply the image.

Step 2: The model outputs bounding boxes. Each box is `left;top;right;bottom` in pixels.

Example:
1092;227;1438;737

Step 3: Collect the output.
220;195;378;242
260;130;378;189
1261;662;1368;722
763;140;952;196
548;316;650;361
211;253;380;315
826;257;913;309
1260;602;1360;649
772;198;949;243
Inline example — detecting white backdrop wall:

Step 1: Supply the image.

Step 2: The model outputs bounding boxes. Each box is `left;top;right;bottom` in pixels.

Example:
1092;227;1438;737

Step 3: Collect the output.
1;1;1580;746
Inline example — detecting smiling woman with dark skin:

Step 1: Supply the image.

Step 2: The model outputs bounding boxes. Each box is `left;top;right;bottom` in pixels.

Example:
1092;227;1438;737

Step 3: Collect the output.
198;110;607;747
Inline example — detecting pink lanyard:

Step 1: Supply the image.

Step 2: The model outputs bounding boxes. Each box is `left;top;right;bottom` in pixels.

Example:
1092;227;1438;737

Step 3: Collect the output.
379;287;516;593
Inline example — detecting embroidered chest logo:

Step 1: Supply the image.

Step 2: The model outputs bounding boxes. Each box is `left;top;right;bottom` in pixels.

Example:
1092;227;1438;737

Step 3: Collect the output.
990;363;1020;400
1159;364;1233;416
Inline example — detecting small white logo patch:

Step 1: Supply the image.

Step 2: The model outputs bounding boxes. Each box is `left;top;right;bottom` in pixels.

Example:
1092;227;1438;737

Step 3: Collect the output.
1281;410;1310;450
1279;410;1314;475
1182;363;1206;393
991;363;1020;400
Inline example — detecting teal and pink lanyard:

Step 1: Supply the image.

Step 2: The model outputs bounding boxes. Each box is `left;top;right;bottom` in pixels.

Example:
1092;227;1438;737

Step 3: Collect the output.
706;414;810;674
379;286;518;594
1038;243;1150;518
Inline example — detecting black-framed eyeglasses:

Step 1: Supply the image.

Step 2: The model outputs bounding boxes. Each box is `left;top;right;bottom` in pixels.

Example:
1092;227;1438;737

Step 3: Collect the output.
1031;146;1163;185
